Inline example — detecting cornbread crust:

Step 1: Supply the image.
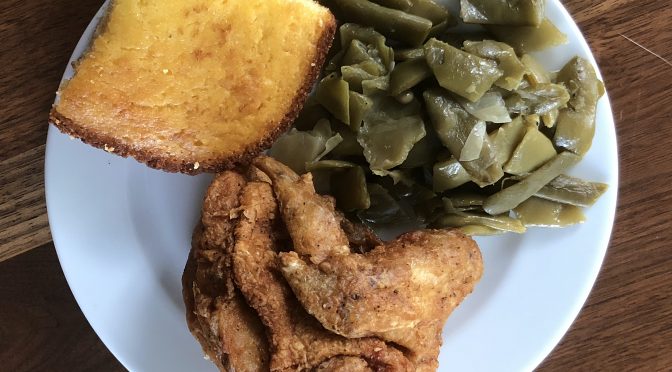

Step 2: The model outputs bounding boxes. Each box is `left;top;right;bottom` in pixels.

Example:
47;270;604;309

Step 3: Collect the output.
49;12;336;175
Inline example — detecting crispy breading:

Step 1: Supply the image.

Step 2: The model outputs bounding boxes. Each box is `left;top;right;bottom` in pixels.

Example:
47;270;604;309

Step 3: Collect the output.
254;156;484;371
231;181;413;372
182;172;269;371
315;356;373;371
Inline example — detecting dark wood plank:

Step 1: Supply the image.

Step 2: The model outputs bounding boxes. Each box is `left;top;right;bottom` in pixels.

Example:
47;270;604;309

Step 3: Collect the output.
0;145;51;261
0;0;102;160
0;244;124;372
0;0;104;262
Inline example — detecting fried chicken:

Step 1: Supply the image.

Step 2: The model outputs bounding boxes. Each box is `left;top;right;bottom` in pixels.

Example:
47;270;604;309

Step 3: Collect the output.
231;181;413;371
253;156;484;371
182;172;270;371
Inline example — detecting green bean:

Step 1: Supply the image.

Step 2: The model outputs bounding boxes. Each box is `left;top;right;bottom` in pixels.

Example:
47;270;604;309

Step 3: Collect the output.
395;91;415;105
433;157;471;192
358;97;426;172
463;40;527;90
428;20;451;39
316;73;351;124
395;48;425;61
342;40;387;75
331;123;365;156
362;75;390;96
401;127;441;168
513;196;586;227
487;19;568;53
483;151;581;215
535;174;608;208
349;91;373;131
388;57;432;96
269;120;340;174
460;0;545;27
424;89;503;186
503;122;557;175
440;31;496;48
306;160;357;172
357;183;408;224
505;83;571;116
327;0;433;46
553;57;605;156
408;0;456;26
459;91;511;124
370;0;412;11
489;116;526;166
434;212;526;233
459;225;507;236
424;38;503;102
292;97;329;131
521;54;551;86
443;194;486;212
339;23;394;70
460;121;487;161
331;166;371;211
341;65;376;93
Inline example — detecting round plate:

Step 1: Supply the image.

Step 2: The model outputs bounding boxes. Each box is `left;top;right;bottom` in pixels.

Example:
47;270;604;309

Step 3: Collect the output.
45;1;618;371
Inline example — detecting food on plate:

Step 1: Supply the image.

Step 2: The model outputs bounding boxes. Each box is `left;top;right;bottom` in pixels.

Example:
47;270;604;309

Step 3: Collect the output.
183;156;483;371
270;0;608;235
49;0;336;174
254;156;483;371
460;0;545;27
231;179;413;371
182;172;269;371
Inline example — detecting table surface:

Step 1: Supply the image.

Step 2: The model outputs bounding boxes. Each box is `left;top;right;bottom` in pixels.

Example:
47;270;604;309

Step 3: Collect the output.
1;0;671;370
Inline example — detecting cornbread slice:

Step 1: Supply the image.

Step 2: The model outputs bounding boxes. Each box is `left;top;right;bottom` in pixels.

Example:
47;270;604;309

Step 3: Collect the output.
50;0;336;174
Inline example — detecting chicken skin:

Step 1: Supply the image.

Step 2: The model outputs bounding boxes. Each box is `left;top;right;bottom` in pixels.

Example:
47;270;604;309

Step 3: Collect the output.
253;156;484;371
231;181;413;371
182;172;270;372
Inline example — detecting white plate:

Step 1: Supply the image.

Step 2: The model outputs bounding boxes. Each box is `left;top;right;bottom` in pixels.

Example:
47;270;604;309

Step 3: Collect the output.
45;1;618;371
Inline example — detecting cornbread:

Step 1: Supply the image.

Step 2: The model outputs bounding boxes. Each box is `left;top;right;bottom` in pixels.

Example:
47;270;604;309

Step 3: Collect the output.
50;0;336;174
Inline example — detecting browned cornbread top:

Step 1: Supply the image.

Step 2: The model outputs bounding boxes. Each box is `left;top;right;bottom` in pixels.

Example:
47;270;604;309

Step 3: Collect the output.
51;0;335;174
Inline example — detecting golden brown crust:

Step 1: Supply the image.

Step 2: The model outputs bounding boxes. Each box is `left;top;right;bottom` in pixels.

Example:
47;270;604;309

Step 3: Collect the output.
182;172;271;371
48;15;336;175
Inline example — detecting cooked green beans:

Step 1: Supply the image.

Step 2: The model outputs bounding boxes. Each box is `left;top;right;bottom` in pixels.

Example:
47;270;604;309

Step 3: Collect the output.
487;19;568;53
535;174;608;208
553;57;605;156
269;2;607;235
463;40;526;90
425;38;503;102
326;0;433;46
389;57;432;96
484;152;581;215
370;0;412;11
461;0;545;27
433;158;471;192
503;122;557;175
434;212;526;233
424;89;503;186
316;73;351;124
513;197;586;227
331;166;371;211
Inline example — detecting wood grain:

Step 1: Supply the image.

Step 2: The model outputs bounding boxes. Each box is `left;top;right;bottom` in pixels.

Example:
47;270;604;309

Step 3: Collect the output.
0;145;50;261
0;0;670;371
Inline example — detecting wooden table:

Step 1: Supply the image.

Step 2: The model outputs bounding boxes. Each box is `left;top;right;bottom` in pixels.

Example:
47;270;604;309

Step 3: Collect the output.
1;0;670;370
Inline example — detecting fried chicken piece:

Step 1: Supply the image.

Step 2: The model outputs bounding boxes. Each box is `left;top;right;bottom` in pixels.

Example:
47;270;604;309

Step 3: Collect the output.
315;356;373;371
253;156;484;371
231;181;413;372
182;172;270;371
